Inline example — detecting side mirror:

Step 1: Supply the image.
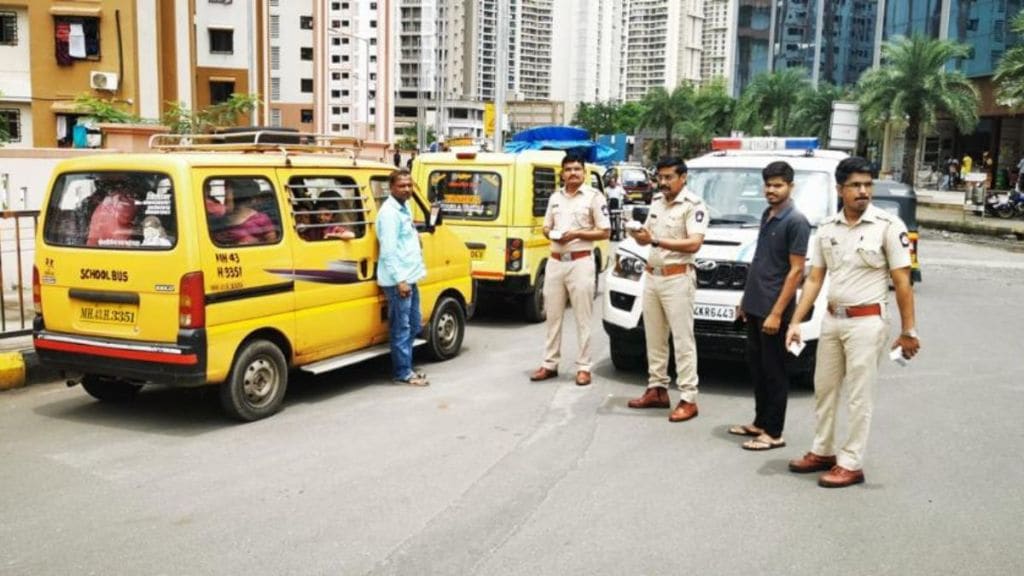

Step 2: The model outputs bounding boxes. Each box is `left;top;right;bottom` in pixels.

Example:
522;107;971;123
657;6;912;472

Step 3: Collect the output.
630;205;649;223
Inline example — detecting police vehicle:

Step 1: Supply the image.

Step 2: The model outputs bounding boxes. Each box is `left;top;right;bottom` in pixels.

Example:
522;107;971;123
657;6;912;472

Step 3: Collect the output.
602;137;849;382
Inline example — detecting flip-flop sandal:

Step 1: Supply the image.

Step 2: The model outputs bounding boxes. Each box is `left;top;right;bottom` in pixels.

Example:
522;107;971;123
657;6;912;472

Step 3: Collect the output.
742;435;786;451
728;424;764;437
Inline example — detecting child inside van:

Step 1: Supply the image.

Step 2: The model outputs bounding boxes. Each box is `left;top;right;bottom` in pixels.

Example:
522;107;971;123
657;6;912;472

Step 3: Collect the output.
211;179;279;246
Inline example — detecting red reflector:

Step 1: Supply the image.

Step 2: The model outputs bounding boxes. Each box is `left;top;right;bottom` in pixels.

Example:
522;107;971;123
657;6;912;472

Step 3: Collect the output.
32;265;41;313
711;138;742;150
456;152;477;160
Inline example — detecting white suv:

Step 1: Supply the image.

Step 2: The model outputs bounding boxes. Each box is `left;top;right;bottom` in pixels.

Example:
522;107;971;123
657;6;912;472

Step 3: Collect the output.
602;138;848;382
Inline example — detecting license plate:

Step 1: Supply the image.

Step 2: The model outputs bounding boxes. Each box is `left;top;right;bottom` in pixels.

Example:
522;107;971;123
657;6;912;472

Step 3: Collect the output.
693;303;736;322
470;248;485;260
79;304;138;325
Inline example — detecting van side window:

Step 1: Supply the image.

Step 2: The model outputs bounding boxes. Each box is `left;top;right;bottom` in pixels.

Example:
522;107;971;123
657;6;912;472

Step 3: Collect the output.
532;168;557;217
427;170;501;220
287;176;367;241
42;171;177;250
205;177;282;247
369;175;390;209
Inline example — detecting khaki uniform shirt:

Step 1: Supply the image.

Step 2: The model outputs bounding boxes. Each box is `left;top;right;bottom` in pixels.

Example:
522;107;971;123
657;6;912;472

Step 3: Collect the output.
643;188;708;267
544;185;611;252
811;204;912;306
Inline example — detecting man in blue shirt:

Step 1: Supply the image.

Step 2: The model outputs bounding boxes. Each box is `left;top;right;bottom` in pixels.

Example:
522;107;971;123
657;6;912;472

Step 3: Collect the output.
376;170;429;386
730;161;810;450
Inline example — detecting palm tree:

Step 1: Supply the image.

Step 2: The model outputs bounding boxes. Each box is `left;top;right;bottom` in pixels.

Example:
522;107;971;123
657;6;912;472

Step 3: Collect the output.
994;10;1024;106
858;34;978;185
733;69;809;136
694;78;736;139
637;84;696;156
790;82;846;142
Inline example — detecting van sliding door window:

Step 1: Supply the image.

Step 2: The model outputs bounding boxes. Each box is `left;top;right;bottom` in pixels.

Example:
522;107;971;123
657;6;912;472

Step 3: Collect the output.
286;176;367;241
428;170;501;221
42;171;176;250
532;168;557;217
204;177;283;247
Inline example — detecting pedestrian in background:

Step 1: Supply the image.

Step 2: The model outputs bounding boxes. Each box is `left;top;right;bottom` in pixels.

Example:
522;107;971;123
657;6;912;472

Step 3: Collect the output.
982;151;994;190
406;150;417;170
605;170;626;240
392;148;402;168
1016;155;1024;193
785;156;920;488
730;161;810;451
529;153;611;386
376;170;429;387
625;156;708;422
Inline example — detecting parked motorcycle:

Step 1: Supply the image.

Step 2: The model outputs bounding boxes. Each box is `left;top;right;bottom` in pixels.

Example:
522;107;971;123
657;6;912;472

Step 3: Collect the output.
985;191;1024;219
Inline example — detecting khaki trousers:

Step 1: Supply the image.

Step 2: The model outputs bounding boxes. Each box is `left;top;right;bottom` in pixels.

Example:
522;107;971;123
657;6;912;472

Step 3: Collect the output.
541;257;596;372
643;272;699;402
811;312;889;471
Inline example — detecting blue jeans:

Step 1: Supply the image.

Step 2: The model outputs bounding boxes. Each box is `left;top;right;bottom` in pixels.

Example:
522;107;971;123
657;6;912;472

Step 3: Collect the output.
383;284;421;380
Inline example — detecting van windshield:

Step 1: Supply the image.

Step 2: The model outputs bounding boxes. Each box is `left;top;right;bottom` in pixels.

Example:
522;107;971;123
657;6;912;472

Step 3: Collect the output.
620;168;648;187
427;170;501;221
43;172;176;249
686;168;833;226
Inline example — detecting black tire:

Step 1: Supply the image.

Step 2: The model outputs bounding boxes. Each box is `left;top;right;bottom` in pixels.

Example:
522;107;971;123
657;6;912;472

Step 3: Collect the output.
997;205;1015;219
523;266;546;323
81;374;143;402
426;296;466;361
609;334;646;371
220;339;288;422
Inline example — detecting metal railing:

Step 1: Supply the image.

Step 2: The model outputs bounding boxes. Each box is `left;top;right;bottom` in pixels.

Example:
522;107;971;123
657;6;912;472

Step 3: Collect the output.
1;209;39;338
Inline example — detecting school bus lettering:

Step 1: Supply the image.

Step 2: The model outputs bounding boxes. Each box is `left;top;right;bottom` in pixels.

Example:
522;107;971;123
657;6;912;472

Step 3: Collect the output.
80;268;129;282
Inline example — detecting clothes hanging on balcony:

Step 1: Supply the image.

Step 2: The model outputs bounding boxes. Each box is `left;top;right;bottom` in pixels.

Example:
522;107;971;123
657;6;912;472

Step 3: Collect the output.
55;21;72;66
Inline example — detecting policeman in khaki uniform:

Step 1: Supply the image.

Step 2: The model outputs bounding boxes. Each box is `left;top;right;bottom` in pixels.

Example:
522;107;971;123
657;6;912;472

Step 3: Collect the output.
786;156;920;488
627;157;708;422
530;153;611;386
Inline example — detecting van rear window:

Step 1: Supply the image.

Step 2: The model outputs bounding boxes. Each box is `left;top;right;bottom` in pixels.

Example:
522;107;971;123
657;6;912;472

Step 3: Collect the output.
43;172;176;250
427;170;501;221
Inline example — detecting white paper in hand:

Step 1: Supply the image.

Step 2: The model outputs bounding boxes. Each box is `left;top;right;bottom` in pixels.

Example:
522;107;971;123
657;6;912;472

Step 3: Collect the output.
788;340;806;357
889;346;908;367
625;220;643;232
549;230;563;241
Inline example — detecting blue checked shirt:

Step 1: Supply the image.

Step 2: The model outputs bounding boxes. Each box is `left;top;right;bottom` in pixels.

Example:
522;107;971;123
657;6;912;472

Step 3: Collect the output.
375;195;426;287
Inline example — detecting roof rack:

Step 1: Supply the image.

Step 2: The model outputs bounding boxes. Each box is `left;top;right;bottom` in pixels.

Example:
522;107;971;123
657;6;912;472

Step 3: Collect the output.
148;130;363;158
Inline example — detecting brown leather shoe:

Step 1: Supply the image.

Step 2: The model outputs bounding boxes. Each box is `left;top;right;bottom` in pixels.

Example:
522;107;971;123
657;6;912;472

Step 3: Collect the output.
668;400;698;422
818;465;865;488
529;367;558;381
627;387;670;409
575;371;592;386
788;452;838;474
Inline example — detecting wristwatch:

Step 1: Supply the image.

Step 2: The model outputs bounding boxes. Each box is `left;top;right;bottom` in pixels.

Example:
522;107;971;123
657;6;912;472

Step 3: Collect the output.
651;238;661;248
900;329;919;339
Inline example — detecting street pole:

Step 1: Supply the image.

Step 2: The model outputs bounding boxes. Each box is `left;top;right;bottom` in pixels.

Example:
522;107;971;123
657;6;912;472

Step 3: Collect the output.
494;0;508;152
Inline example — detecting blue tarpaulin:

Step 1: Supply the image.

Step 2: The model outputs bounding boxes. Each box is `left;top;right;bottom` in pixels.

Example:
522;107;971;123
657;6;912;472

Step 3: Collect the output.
504;125;617;165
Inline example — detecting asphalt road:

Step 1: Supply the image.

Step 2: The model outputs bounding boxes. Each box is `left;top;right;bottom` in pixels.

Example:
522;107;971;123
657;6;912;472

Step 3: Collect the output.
3;235;1023;575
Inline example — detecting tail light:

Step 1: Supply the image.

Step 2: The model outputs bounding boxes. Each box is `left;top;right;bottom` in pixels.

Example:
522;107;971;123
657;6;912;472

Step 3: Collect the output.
32;265;41;315
179;271;206;329
506;237;523;272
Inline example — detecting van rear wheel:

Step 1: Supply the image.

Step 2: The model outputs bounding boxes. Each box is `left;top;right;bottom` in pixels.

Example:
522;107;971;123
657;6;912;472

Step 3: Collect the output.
81;375;143;402
523;267;546;323
220;339;288;422
426;296;465;361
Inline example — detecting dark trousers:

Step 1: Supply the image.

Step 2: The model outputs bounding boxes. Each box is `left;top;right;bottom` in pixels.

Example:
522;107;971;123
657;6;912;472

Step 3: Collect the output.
745;314;790;438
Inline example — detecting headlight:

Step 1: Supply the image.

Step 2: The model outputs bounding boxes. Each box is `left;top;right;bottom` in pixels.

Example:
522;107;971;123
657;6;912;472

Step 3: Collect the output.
613;255;646;280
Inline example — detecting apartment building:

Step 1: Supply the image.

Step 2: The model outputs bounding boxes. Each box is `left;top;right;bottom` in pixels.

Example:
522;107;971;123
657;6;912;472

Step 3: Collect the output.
550;0;622;113
701;0;735;90
620;0;704;102
509;0;553;101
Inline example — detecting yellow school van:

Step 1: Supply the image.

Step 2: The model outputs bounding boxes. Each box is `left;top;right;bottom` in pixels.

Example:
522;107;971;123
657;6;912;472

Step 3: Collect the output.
33;132;473;421
411;150;609;322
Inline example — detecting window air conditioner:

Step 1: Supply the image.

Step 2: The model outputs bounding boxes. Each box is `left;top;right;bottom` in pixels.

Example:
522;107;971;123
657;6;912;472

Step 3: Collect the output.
90;71;120;91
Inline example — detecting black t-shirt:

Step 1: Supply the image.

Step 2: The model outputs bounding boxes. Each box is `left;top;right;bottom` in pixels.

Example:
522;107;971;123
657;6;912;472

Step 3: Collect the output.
741;201;811;319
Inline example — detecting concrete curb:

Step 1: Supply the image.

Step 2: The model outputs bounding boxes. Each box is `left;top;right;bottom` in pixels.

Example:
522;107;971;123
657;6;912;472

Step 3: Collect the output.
920;217;1024;239
0;348;62;391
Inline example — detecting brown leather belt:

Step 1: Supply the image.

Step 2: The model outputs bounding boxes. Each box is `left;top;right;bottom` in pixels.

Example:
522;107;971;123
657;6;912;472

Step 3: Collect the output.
551;250;592;262
828;303;882;318
645;263;690;277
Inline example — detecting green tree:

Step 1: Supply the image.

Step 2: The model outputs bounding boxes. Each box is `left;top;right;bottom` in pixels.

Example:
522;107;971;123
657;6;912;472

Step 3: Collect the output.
693;78;736;139
994;10;1024;106
162;93;261;134
74;94;141;124
572;101;617;135
637;84;696;156
613;101;647;134
395;123;436;151
790;82;847;142
734;69;809;136
858;34;978;184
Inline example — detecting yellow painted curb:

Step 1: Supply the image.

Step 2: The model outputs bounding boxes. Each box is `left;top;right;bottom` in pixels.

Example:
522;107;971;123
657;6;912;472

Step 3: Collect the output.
0;352;27;390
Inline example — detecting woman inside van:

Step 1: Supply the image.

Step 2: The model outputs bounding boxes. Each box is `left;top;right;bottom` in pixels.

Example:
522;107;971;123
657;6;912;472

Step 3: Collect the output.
212;179;279;246
304;190;357;241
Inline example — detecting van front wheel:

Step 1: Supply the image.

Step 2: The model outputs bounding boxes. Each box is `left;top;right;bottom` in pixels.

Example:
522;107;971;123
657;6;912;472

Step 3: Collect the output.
426;296;465;361
220;340;288;422
523;267;546;323
81;375;143;402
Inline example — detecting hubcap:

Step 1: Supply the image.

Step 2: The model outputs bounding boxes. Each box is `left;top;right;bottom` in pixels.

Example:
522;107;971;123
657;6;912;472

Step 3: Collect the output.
242;356;278;408
436;310;457;350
